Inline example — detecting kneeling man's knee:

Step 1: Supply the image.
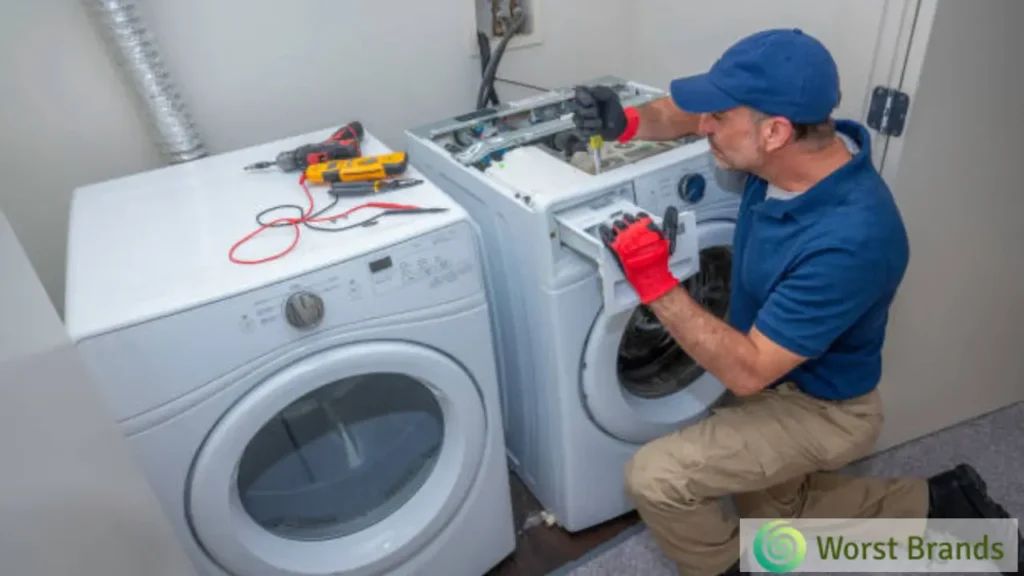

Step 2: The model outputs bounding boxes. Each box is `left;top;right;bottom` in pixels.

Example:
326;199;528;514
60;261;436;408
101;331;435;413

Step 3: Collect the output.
625;440;694;508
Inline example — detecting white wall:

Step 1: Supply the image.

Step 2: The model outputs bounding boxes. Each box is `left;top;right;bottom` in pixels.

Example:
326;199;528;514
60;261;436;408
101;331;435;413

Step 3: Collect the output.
137;0;636;152
0;0;633;315
627;0;891;123
0;0;164;317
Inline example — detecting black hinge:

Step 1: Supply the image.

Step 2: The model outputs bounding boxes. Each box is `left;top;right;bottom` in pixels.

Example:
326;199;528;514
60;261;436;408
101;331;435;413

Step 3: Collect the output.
866;86;911;137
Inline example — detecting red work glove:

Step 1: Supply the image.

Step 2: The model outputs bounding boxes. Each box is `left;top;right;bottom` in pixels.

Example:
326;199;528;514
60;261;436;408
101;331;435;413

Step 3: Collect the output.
599;207;681;305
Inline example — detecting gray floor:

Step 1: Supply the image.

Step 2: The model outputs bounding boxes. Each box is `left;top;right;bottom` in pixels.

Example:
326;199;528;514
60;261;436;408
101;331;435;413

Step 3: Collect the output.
551;400;1024;575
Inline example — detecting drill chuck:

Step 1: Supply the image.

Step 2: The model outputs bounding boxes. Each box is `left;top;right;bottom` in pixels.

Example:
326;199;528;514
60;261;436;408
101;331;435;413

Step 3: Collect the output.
275;149;304;172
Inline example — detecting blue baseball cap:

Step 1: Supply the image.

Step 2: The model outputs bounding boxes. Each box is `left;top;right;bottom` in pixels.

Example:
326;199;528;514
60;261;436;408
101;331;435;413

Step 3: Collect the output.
670;28;840;124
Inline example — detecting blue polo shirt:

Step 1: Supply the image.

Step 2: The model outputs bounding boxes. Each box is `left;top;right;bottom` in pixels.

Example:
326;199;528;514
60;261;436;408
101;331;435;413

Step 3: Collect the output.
726;119;909;400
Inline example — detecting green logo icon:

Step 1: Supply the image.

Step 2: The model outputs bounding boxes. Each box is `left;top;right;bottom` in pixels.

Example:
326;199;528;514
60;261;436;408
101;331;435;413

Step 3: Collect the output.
753;520;808;573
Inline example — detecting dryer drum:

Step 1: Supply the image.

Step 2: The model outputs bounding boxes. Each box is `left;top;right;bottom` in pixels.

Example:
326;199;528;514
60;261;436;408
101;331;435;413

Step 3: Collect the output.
617;246;732;399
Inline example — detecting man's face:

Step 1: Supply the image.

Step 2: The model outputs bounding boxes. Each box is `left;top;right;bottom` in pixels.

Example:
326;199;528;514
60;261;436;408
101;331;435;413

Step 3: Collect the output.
697;107;774;172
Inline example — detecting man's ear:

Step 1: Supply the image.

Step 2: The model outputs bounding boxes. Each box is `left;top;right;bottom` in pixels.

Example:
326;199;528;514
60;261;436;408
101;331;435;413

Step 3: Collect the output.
760;116;793;153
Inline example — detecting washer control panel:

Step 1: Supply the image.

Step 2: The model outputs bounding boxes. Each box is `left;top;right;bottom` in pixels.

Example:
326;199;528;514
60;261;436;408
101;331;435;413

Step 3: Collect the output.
632;150;742;216
677;172;706;204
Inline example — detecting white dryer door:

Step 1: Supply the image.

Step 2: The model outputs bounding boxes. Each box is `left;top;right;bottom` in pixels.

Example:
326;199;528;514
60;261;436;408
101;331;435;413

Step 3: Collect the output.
581;219;734;444
188;341;486;576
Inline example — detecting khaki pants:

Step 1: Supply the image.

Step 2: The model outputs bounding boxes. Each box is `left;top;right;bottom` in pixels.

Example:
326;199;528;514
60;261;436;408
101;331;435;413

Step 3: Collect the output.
624;382;930;576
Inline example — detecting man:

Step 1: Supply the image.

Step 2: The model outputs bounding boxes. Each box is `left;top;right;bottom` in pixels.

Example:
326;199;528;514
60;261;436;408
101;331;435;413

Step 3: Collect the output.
573;28;1019;575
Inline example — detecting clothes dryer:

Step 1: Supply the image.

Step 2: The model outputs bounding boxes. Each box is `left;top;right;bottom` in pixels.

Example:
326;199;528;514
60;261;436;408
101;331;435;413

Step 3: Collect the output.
406;77;741;531
64;128;515;575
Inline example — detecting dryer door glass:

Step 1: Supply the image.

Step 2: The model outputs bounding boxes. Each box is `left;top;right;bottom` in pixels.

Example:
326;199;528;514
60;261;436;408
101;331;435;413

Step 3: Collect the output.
189;341;486;576
235;372;444;542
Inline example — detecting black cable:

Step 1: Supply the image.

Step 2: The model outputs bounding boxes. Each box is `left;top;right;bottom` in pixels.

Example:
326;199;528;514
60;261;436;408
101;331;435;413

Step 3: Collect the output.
255;196;340;229
477;31;500;107
476;8;527;110
494;77;550;93
255;193;442;234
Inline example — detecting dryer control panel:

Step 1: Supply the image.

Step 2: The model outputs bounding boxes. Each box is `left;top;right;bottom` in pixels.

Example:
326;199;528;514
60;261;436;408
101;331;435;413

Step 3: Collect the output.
73;220;483;426
244;221;481;334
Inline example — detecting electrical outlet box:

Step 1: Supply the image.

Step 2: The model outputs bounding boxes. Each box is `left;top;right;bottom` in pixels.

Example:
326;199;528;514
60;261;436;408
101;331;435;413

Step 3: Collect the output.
472;0;543;57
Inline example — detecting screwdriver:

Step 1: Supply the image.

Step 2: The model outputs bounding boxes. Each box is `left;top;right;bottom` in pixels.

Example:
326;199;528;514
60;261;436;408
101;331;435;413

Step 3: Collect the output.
589;134;603;174
244;121;364;172
330;178;423;197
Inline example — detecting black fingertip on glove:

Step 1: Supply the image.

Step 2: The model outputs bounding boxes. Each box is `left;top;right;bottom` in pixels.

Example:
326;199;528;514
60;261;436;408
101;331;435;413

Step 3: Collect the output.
598;222;616;246
642;207;679;256
662;206;679;255
598;222;627;275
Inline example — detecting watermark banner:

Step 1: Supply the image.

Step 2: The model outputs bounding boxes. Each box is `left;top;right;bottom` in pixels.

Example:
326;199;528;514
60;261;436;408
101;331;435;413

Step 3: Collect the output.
740;517;1019;573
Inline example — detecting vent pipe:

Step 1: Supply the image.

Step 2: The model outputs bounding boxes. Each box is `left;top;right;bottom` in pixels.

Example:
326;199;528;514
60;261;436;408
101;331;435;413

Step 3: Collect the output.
82;0;207;164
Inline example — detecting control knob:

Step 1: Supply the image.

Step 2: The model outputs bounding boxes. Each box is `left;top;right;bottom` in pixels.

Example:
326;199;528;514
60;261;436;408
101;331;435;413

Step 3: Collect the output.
677;173;706;204
284;291;325;329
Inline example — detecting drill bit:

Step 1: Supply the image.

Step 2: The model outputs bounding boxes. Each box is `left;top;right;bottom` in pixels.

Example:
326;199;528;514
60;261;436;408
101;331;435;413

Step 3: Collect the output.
589;135;603;174
244;161;275;171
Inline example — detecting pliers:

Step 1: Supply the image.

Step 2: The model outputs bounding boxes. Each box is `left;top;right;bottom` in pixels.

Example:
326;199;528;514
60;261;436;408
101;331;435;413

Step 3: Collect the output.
329;178;423;197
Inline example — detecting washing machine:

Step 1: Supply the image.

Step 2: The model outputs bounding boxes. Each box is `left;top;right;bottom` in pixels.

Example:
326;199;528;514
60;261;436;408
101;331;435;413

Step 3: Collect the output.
63;127;516;576
405;76;742;532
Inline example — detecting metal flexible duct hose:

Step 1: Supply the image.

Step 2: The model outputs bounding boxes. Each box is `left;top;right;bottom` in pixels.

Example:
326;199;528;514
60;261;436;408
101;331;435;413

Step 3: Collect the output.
82;0;207;163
